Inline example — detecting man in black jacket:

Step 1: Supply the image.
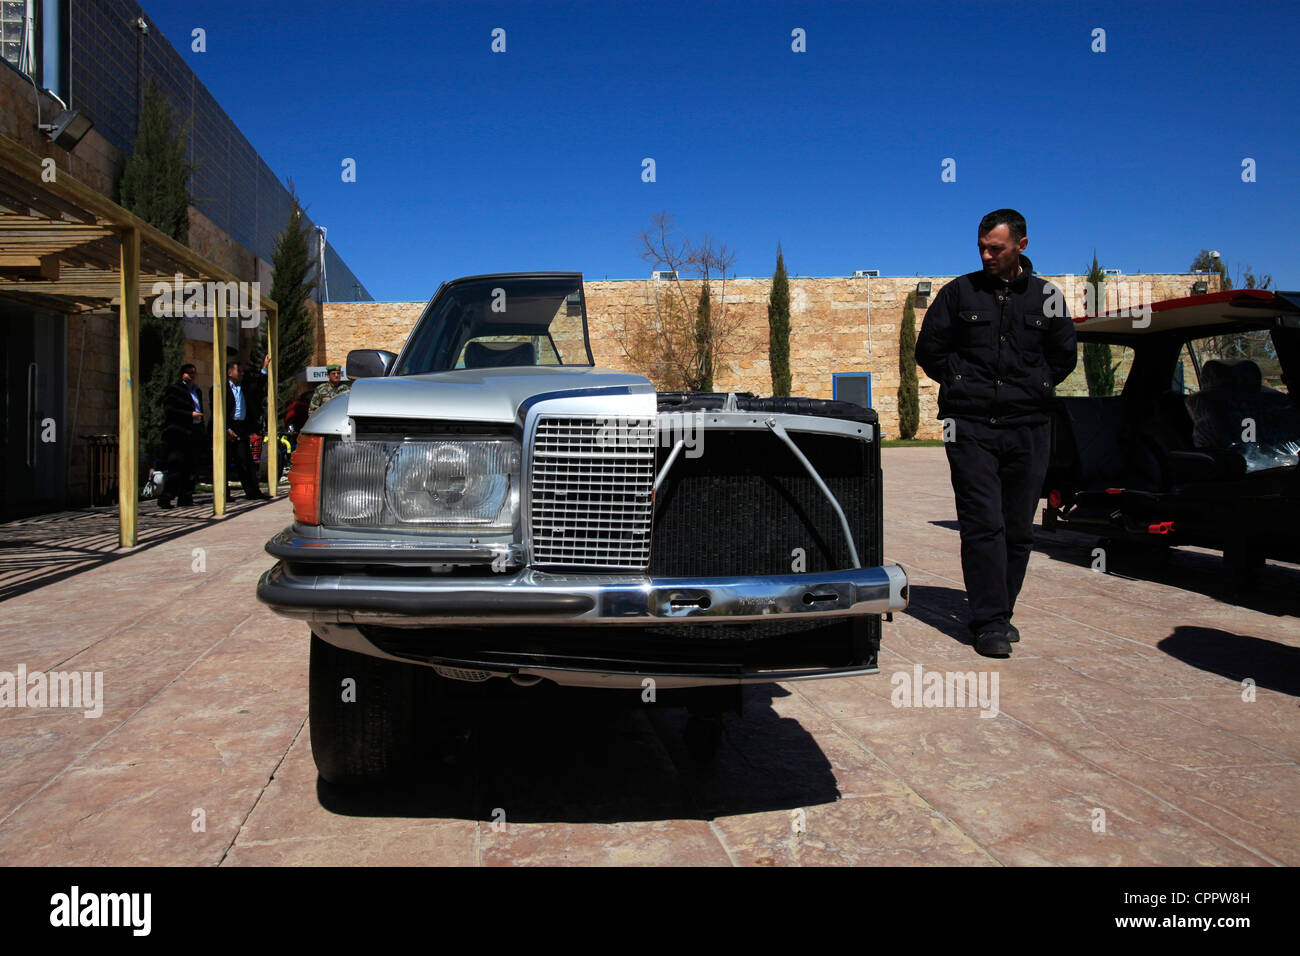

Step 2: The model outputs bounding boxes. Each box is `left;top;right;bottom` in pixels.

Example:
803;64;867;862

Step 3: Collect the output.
915;209;1077;657
159;363;203;508
212;354;271;501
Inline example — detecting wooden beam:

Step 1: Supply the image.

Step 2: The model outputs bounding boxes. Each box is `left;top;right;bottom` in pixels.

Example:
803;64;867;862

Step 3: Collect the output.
266;303;279;496
118;227;140;548
0;133;276;306
212;291;227;517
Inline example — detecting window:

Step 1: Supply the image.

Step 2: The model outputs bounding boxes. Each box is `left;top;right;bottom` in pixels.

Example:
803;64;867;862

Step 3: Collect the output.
1182;330;1286;395
1;1;34;74
1054;343;1135;398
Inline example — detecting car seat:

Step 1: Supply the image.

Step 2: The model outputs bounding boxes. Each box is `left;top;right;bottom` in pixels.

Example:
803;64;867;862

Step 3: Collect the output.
463;341;537;368
1184;359;1300;473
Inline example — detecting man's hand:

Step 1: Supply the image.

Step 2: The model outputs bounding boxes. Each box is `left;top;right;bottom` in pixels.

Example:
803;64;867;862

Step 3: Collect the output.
227;428;236;439
262;353;272;372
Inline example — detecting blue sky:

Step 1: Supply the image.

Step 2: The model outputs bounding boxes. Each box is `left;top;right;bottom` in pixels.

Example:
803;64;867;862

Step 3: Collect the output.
148;0;1300;301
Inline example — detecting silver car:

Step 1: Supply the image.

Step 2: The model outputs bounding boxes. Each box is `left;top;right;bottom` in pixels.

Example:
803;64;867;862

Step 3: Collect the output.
257;272;908;783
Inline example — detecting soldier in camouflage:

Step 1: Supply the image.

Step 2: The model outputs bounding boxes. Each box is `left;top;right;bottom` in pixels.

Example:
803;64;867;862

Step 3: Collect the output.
309;364;350;414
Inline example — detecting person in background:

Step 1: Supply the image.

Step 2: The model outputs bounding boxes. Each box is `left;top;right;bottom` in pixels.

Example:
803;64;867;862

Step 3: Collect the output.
213;353;272;501
309;364;350;414
159;362;203;509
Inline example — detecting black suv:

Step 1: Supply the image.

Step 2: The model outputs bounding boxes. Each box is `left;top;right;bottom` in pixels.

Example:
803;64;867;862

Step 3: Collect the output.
1041;290;1300;582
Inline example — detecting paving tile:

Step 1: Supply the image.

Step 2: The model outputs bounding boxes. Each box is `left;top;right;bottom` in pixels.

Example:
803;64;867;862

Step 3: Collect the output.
1072;752;1300;865
480;819;730;866
71;654;307;769
709;795;994;866
0;758;272;865
1153;691;1300;763
224;730;476;866
835;707;1271;866
0;711;111;822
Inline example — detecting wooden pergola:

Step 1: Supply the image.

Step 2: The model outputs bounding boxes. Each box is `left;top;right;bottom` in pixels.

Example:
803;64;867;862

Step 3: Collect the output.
0;132;281;546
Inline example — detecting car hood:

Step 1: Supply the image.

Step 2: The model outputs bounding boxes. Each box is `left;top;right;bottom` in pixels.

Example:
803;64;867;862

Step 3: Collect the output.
308;366;655;432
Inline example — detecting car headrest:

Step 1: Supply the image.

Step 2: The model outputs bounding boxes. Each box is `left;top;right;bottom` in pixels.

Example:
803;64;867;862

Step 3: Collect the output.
1199;359;1262;392
463;341;537;369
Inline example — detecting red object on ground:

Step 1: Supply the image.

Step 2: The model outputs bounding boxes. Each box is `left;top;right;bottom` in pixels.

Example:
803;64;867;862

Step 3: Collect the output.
1147;521;1176;535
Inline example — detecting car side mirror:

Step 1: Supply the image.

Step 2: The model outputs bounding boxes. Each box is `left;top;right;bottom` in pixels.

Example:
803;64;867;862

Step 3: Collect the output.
346;349;397;379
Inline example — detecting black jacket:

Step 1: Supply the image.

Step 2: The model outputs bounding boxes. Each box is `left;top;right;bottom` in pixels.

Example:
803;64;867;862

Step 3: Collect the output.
162;381;202;440
915;255;1077;425
211;371;267;434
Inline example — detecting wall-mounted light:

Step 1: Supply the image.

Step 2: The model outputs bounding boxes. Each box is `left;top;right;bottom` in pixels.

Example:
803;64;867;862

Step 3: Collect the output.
39;109;94;150
916;281;932;297
1192;281;1208;295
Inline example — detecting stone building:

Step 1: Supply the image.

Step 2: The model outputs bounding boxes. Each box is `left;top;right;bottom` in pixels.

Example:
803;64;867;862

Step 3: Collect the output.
322;270;1221;440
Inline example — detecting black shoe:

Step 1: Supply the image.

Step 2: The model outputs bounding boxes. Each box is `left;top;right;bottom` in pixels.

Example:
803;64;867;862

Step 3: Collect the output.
974;630;1013;658
177;497;194;506
157;498;173;509
1006;624;1020;643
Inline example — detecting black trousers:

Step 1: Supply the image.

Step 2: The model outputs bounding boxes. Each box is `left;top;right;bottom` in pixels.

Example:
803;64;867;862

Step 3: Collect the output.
944;418;1051;635
227;419;261;497
161;426;202;502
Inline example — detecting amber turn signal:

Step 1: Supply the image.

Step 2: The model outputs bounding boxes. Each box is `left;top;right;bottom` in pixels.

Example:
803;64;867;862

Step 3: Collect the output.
289;435;323;525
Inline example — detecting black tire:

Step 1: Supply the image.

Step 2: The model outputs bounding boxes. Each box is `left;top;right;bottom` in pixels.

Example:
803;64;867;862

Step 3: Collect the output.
308;633;421;785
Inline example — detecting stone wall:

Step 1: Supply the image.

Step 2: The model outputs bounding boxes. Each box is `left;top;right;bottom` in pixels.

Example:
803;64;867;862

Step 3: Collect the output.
323;271;1220;440
320;301;428;366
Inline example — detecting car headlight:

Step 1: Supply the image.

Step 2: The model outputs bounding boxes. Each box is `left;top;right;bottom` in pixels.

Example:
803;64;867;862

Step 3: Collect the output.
386;441;519;526
320;439;520;531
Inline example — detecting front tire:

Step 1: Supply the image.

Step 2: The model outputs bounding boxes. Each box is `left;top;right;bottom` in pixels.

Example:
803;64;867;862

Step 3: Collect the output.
309;633;420;785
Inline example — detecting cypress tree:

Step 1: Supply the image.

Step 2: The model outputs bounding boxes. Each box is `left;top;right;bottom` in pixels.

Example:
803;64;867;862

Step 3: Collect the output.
694;280;713;391
257;187;319;414
768;245;791;397
898;292;919;439
1083;252;1116;397
117;80;195;463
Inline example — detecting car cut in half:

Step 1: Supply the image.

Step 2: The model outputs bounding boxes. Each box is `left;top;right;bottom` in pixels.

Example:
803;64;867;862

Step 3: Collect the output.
256;272;909;783
1041;289;1300;582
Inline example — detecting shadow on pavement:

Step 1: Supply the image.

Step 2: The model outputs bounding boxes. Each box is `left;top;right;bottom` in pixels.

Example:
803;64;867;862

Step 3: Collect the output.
928;518;1300;617
1158;626;1300;697
899;583;973;647
316;682;840;823
0;493;281;602
1030;526;1300;617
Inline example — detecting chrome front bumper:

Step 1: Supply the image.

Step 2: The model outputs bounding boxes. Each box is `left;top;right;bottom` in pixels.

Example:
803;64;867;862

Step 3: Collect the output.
257;562;909;627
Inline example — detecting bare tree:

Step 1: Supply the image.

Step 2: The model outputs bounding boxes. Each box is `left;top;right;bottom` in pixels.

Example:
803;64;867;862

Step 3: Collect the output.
620;213;754;391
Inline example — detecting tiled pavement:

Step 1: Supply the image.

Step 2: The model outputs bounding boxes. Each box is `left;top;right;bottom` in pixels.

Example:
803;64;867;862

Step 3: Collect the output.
0;448;1295;866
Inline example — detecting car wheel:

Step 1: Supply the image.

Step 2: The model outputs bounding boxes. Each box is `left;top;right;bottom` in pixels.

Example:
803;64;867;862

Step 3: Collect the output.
309;633;420;785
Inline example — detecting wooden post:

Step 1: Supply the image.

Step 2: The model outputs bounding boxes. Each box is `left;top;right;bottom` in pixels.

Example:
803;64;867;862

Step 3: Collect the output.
266;302;280;496
118;228;139;548
212;288;227;516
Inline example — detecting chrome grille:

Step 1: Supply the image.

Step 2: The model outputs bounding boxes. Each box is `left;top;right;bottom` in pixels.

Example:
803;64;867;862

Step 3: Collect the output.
529;416;655;569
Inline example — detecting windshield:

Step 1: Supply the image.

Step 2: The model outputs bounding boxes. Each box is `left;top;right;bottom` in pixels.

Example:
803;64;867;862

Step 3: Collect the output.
394;274;593;374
